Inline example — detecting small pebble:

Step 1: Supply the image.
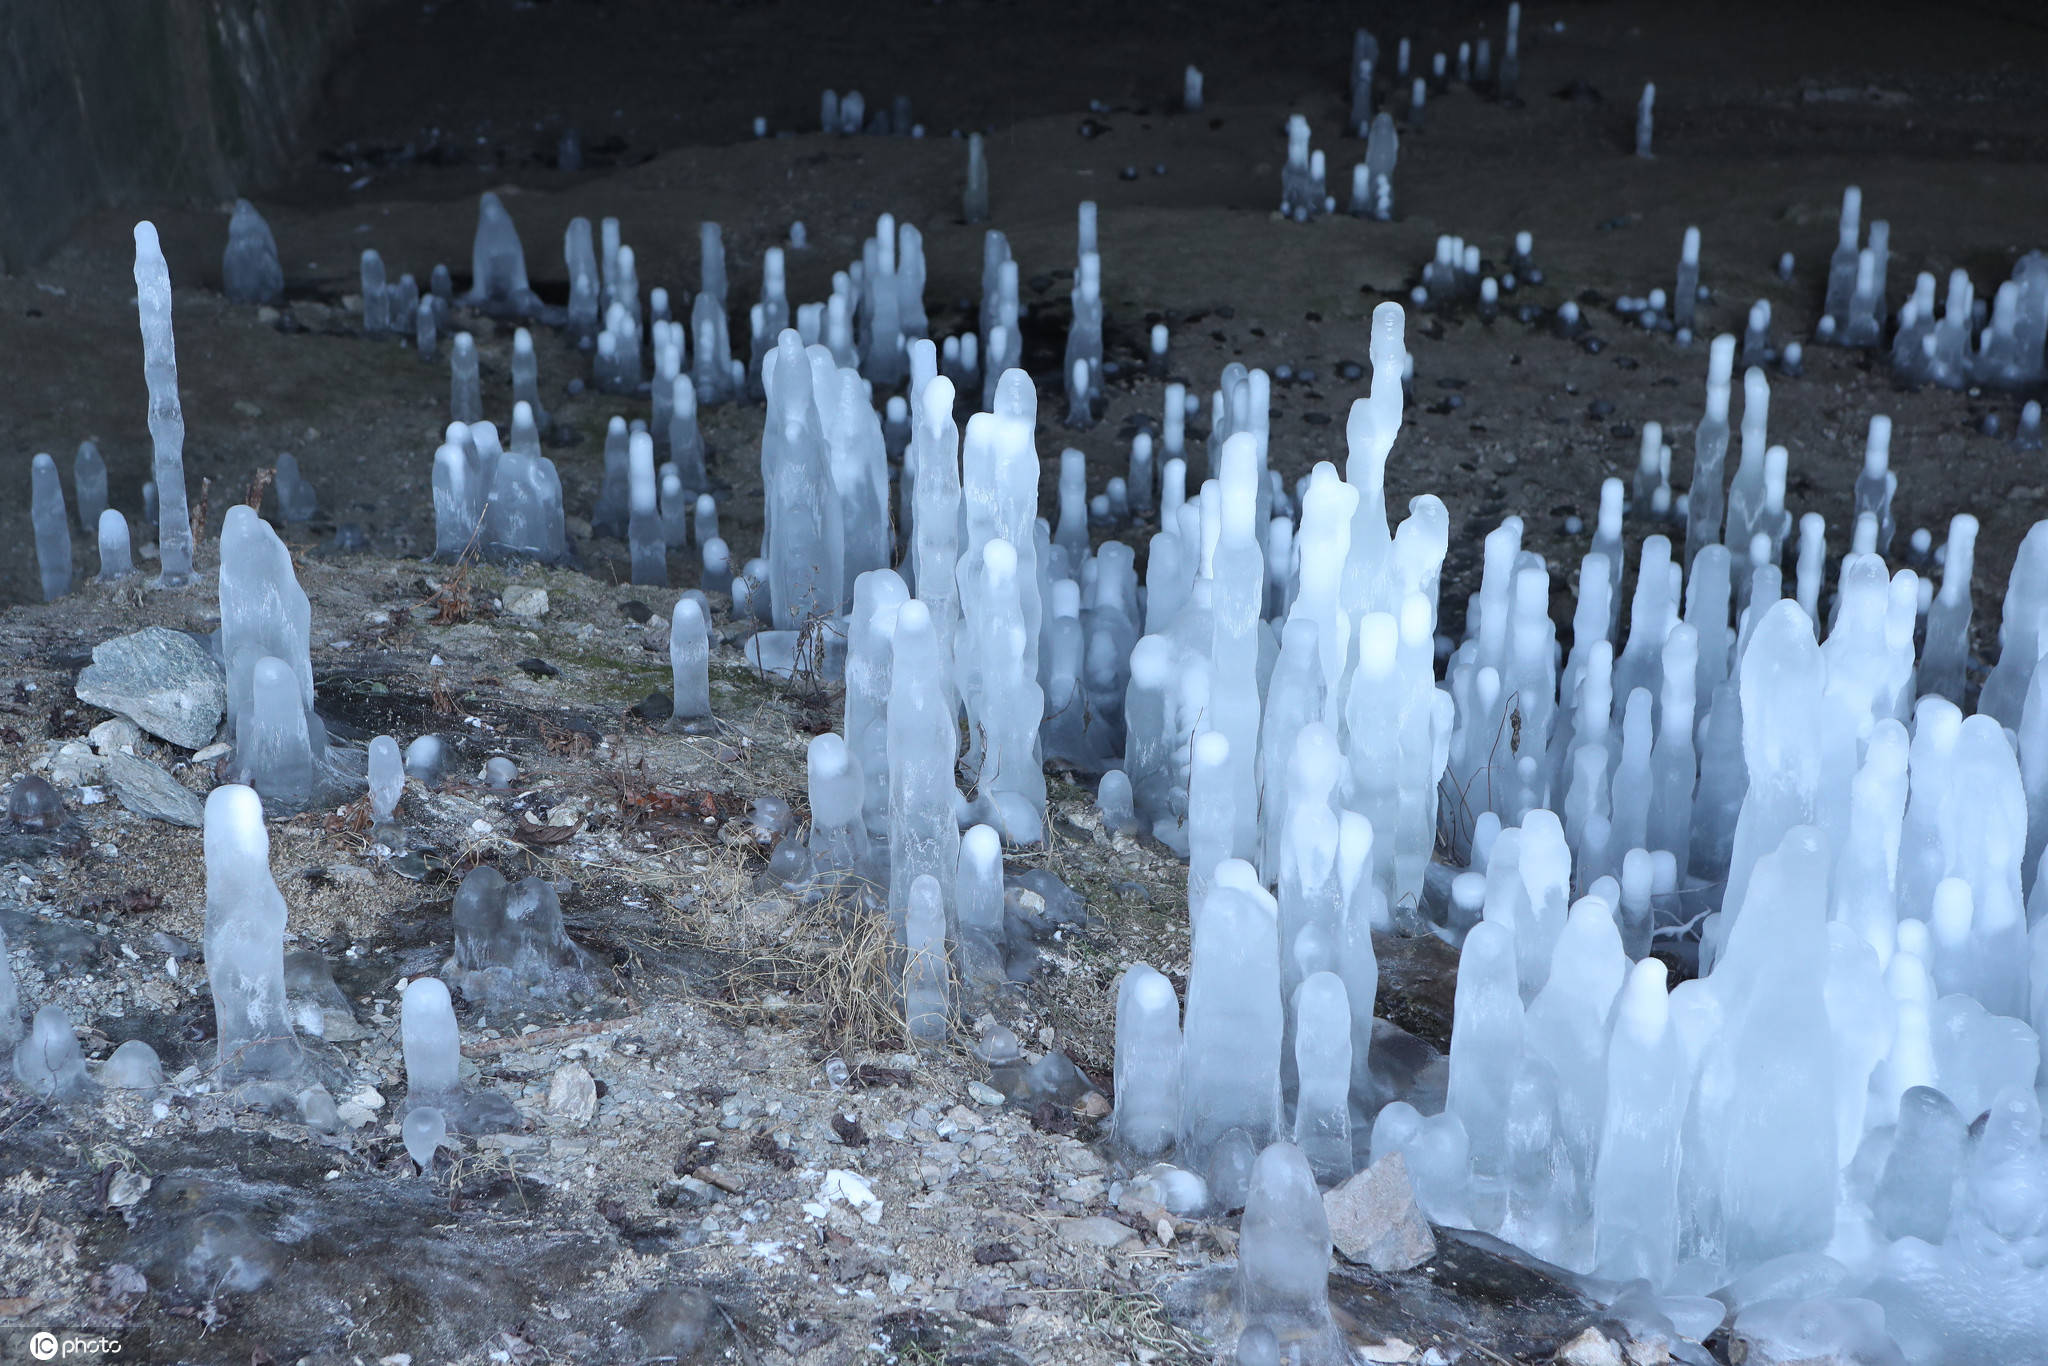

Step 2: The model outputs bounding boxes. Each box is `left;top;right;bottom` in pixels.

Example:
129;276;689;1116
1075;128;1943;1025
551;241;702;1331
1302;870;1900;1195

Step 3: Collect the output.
1118;165;1139;181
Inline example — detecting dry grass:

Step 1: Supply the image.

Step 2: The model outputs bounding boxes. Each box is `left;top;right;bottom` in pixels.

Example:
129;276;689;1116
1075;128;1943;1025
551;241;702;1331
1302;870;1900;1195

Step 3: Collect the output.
669;847;911;1054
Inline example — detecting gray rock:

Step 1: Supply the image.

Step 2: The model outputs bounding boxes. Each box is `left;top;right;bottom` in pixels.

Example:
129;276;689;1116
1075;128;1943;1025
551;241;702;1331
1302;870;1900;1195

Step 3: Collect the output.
101;754;206;828
1056;1215;1140;1249
547;1061;598;1122
75;627;226;750
1324;1151;1437;1272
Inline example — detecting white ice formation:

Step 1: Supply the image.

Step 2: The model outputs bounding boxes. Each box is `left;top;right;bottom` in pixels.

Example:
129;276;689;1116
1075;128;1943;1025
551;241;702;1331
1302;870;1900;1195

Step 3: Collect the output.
222;199;284;305
203;786;301;1082
133;222;194;586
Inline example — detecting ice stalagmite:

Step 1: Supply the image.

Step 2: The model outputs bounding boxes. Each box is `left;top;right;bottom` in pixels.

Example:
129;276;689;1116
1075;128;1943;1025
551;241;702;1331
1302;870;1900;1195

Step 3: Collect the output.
1234;1143;1345;1365
1180;869;1282;1167
222;199;284;304
886;601;960;939
807;733;870;878
1291;972;1353;1182
762;332;841;628
360;250;389;332
1447;920;1522;1192
238;657;318;811
401;976;461;1099
904;874;951;1040
133;223;194;586
96;510;133;582
451;332;482;423
1919;514;1975;704
1714;827;1840;1271
467;192;539;315
1113;965;1182;1158
964;539;1046;844
219;505;318;740
956;824;1006;984
404;1108;445;1170
0;925;26;1049
1212;434;1265;859
628;430;664;585
30;454;71;602
670;598;712;727
13;1005;91;1100
845;571;908;839
70;442;108;536
203;786;300;1081
511;327;546;427
670;376;708;494
910;374;962;677
1672;227;1701;335
368;735;404;822
1635;83;1655;157
1594;958;1688;1283
481;423;569;563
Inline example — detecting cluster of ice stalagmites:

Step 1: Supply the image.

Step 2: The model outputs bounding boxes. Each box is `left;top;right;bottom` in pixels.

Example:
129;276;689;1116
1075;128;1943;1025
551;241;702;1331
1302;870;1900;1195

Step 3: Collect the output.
219;506;331;811
1084;301;2048;1363
446;865;596;1006
1813;185;2048;391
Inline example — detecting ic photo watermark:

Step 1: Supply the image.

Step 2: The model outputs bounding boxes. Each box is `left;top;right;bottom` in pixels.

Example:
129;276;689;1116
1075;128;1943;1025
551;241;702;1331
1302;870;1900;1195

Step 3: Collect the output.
0;1328;148;1363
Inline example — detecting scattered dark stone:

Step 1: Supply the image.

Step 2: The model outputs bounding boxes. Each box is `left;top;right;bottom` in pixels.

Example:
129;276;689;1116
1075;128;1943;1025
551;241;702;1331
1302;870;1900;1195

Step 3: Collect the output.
1305;310;1322;323
1578;289;1608;306
1215;305;1236;319
749;1133;797;1170
1595;215;1631;232
1029;1100;1077;1135
619;599;654;623
1210;329;1228;343
516;658;559;678
1207;117;1224;130
974;1242;1021;1266
830;1112;869;1147
1585;399;1615;419
1077;117;1110;139
1303;412;1332;426
1026;273;1053;293
1118;165;1138;180
853;1063;914;1088
1248;326;1265;337
1552;79;1604;102
1609;423;1637;439
1338;361;1364;380
1579;336;1606;354
1613;355;1641;370
630;692;673;721
1436;377;1468;389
